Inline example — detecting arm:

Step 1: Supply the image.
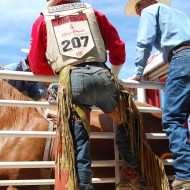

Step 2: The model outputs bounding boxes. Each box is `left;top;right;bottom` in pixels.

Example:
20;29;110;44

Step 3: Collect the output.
27;82;47;101
1;62;24;88
94;10;126;77
133;8;157;80
28;15;54;75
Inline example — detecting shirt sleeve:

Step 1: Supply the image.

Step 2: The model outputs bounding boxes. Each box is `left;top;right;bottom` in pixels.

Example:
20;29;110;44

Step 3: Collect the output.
1;63;23;89
28;15;54;75
134;7;157;78
94;10;126;66
27;82;47;100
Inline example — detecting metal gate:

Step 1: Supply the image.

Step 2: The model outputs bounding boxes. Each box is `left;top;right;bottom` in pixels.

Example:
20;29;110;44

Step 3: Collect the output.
0;70;173;188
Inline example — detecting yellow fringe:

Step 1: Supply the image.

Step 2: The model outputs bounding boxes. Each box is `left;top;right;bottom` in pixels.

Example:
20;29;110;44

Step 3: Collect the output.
57;66;79;190
114;77;170;190
56;66;170;190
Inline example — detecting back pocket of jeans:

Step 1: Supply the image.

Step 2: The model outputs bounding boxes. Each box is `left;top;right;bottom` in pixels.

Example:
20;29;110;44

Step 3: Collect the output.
98;70;117;94
71;73;84;98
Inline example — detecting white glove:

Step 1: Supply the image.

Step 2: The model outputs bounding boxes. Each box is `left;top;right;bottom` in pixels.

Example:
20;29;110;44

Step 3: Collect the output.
110;64;124;78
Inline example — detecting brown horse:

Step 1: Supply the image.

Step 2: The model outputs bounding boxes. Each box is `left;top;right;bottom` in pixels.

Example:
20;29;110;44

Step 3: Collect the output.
0;79;173;190
0;79;49;190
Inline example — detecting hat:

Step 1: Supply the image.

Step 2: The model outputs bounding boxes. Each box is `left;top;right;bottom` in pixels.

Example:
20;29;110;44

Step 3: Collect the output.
21;48;30;54
125;0;170;16
46;0;81;7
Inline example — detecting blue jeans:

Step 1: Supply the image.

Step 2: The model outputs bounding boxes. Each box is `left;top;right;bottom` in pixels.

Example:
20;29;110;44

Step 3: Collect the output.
70;63;139;189
69;117;94;190
162;49;190;181
71;63;118;113
116;123;139;167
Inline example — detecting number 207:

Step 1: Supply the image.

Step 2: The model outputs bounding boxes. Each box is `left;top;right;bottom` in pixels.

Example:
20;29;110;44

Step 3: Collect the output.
61;36;89;52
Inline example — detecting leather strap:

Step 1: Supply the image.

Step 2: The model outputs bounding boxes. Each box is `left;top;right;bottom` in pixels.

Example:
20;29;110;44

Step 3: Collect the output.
43;120;56;161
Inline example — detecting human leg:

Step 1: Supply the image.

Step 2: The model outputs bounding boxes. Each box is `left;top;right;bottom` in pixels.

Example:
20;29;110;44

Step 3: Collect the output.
107;109;146;189
69;109;94;190
162;76;190;188
88;67;147;189
116;122;139;167
71;65;114;190
70;67;96;190
71;64;146;189
162;50;190;187
115;120;147;190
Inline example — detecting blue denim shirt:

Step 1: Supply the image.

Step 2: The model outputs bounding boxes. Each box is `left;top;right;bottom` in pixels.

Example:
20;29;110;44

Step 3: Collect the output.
1;60;47;100
134;3;190;78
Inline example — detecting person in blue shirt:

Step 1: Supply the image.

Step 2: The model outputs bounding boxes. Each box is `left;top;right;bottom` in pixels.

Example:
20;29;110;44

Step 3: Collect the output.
125;0;190;189
0;57;47;101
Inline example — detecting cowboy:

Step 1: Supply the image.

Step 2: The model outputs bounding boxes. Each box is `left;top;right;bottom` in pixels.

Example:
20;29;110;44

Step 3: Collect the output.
125;0;190;189
0;52;47;101
28;0;171;189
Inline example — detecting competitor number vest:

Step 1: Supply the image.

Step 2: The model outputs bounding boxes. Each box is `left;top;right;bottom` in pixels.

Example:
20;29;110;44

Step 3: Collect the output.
42;3;106;74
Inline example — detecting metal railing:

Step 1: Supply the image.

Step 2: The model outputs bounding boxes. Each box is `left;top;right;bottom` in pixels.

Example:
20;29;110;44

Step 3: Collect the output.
0;70;170;187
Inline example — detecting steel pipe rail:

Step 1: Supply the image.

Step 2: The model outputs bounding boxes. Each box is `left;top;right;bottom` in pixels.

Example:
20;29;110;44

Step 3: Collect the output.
146;133;167;139
0;161;55;169
137;106;162;113
0;70;58;83
0;176;176;186
162;159;173;166
0;131;168;139
0;100;162;113
0;100;56;108
0;70;171;187
0;131;114;139
0;159;173;169
0;176;174;186
0;70;165;90
0;178;115;186
0;160;115;168
119;79;165;90
0;179;55;186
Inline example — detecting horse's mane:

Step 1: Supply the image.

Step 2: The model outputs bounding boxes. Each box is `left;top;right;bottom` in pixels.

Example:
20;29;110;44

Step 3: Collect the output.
0;79;45;129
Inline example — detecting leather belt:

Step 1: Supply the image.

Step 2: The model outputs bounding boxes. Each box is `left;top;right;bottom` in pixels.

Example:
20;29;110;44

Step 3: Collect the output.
168;45;190;62
71;62;105;70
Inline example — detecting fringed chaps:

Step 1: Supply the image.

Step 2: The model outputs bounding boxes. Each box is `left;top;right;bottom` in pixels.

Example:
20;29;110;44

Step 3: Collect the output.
54;66;170;190
114;78;170;190
55;66;89;190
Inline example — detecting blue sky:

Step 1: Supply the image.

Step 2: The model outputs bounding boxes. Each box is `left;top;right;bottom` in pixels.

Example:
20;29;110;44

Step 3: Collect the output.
1;0;190;79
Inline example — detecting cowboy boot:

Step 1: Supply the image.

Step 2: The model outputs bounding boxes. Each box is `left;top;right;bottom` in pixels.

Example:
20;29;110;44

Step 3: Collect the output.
116;162;147;190
172;179;190;190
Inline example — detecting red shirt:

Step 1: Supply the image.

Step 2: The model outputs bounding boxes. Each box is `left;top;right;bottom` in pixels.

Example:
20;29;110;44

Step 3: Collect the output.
29;2;126;75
